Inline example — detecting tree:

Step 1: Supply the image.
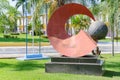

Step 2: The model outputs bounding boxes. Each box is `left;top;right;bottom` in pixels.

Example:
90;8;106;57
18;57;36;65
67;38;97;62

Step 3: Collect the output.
71;15;90;34
0;13;8;33
99;0;120;56
0;0;9;13
7;6;21;32
16;0;25;32
29;0;64;35
31;0;44;35
27;0;100;35
0;0;21;33
0;0;11;33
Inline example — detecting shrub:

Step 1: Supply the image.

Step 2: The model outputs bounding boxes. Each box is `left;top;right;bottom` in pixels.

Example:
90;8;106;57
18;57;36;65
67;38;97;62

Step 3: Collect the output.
3;34;18;38
11;32;20;35
41;35;48;38
3;34;11;38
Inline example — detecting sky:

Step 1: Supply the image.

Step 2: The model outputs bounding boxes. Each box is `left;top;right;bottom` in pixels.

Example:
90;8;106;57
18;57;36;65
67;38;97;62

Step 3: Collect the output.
9;0;22;12
9;0;16;7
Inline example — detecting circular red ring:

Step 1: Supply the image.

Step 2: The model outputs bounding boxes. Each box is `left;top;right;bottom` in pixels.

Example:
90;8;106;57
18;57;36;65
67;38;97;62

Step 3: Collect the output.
47;3;96;57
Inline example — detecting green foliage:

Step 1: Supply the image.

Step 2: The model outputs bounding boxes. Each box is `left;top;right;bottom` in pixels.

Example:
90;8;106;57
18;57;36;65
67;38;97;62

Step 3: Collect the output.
3;34;18;39
32;0;44;35
71;15;90;33
3;34;11;38
0;0;21;33
0;26;4;33
10;32;20;35
34;20;41;35
90;4;100;16
28;21;44;36
16;0;25;8
7;6;21;32
27;23;32;31
41;35;48;38
0;33;49;42
34;22;44;36
0;0;9;12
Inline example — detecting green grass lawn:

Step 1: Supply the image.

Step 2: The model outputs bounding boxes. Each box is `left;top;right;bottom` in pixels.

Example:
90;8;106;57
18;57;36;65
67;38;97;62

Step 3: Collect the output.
0;54;120;80
0;33;49;46
0;33;119;43
0;33;49;43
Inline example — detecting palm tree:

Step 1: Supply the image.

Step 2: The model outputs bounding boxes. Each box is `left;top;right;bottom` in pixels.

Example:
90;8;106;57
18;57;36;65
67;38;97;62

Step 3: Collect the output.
71;15;90;33
31;0;44;35
29;0;64;35
0;0;9;13
28;0;99;35
7;6;21;32
101;0;119;37
0;13;8;33
0;0;10;33
100;0;119;30
99;0;120;56
16;0;25;32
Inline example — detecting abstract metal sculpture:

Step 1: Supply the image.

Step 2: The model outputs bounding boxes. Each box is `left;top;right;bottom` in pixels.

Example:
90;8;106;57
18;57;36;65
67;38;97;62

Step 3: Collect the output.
46;3;106;75
88;21;108;40
47;3;97;57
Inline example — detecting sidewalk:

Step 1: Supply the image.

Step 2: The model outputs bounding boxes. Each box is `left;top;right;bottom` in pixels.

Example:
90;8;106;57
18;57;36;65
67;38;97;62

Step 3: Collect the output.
0;53;59;58
0;46;59;58
0;42;120;58
0;54;24;58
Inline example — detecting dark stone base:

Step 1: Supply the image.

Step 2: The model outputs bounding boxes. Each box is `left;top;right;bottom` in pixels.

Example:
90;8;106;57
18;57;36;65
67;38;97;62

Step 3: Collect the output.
45;55;104;75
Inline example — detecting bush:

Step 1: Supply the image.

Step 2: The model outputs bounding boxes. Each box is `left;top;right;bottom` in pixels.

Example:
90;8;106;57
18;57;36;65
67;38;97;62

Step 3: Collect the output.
11;35;18;38
3;34;18;38
3;34;11;38
34;31;43;36
11;32;20;35
41;35;48;38
0;27;4;33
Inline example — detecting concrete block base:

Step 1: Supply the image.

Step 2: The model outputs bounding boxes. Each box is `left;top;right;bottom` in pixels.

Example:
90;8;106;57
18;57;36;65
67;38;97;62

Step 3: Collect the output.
45;55;104;75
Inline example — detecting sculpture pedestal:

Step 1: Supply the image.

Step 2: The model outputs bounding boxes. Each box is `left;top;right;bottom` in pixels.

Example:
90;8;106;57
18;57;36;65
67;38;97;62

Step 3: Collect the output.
45;55;104;75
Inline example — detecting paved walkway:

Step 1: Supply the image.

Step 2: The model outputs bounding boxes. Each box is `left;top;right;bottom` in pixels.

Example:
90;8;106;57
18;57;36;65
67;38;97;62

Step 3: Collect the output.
98;42;120;53
0;46;58;58
0;42;120;58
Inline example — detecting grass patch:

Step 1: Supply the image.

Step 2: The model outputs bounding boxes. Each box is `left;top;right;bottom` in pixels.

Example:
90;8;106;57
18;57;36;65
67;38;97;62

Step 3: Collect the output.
0;33;49;46
0;54;120;80
0;33;49;43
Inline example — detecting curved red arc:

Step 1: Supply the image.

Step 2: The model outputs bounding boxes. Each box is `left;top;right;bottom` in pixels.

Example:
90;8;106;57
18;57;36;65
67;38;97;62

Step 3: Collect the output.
47;3;95;38
47;3;96;57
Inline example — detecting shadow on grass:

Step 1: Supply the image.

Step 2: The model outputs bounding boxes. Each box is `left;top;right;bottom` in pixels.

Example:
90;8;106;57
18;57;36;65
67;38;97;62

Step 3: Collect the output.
13;61;45;71
105;61;120;69
103;61;120;77
103;70;120;77
0;60;46;71
0;62;13;68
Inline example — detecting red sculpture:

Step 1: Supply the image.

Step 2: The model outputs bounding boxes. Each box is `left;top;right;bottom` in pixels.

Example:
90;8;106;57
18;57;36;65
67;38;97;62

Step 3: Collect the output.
47;3;97;57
